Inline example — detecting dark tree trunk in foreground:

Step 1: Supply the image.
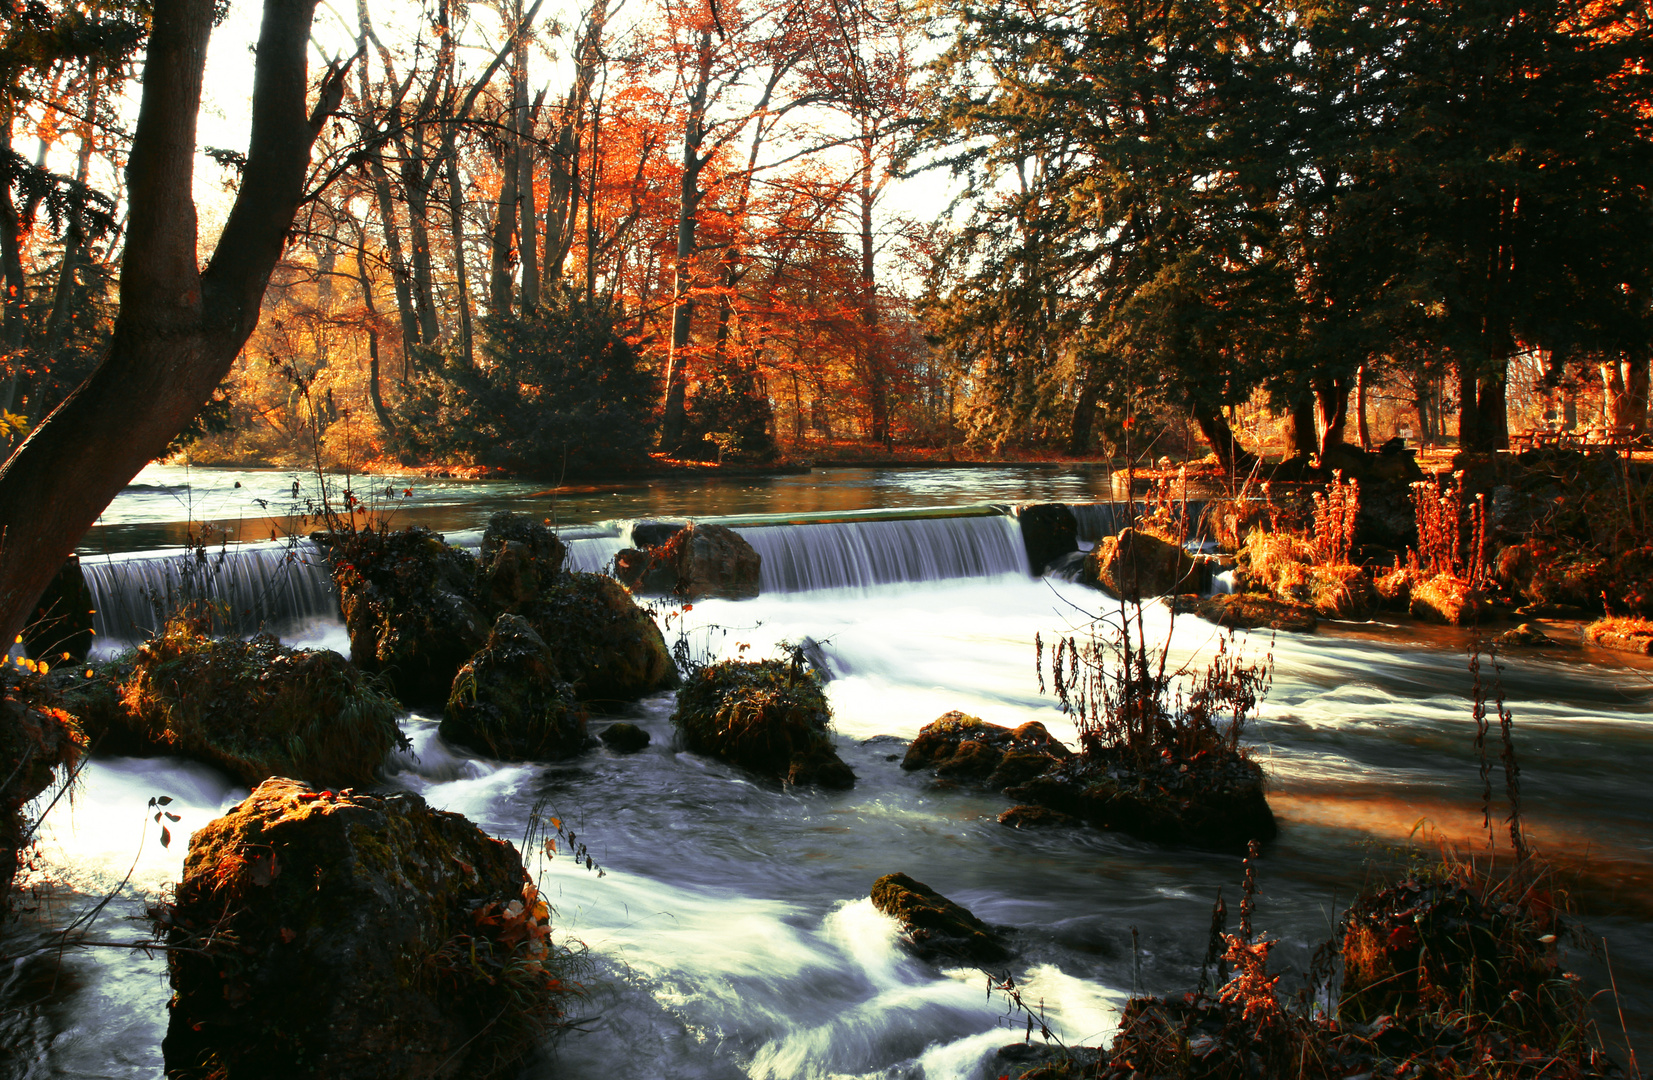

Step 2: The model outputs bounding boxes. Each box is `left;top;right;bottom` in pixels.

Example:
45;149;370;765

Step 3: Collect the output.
1193;404;1257;474
0;0;345;649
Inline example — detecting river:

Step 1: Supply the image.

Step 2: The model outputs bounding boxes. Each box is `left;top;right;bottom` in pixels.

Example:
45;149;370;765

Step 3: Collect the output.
3;463;1649;1078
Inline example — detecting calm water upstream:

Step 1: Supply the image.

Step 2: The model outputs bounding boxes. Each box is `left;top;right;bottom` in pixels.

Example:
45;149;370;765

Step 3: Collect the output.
4;464;1650;1077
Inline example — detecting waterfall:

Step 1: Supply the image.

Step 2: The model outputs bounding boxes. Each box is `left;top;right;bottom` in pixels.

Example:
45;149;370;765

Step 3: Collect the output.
565;536;626;574
1068;500;1213;548
81;541;339;646
733;514;1028;593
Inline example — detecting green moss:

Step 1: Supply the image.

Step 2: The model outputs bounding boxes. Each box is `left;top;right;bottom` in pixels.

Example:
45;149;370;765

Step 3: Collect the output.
441;615;586;760
671;656;852;787
119;614;405;789
869;872;1009;965
523;572;676;703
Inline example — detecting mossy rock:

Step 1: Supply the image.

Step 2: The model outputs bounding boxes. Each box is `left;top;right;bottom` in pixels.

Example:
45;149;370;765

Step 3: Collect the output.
598;722;651;753
117;619;405;789
0;679;84;897
869;872;1009;966
901;712;1071;788
329;527;490;709
1410;574;1485;626
522;572;677;703
161;778;566;1079
671;656;853;788
1006;751;1275;853
1173;593;1317;633
1584;617;1653;655
1305;564;1377;620
1494;622;1564;648
650;522;762;600
478;512;567;613
997;804;1079;829
1374;566;1413;610
1082;527;1198;601
442;614;586;761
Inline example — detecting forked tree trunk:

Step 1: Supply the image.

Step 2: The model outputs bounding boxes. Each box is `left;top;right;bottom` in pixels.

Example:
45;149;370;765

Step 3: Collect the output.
1193;404;1257;474
0;0;345;648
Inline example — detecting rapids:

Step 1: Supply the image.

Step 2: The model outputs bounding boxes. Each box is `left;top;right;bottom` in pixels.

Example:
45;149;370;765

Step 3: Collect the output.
4;465;1651;1077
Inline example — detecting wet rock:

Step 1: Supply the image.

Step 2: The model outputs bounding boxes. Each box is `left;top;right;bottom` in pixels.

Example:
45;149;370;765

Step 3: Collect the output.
116;615;404;789
671;656;853;788
0;679;84;897
598;721;651;752
1171;593;1318;633
902;712;1072;787
1584;617;1653;655
1410;574;1485;626
330;527;490;709
1006;752;1275;853
1493;622;1561;648
656;522;763;600
442;614;585;761
613;546;674;594
480;510;568;573
1082;528;1199;601
997;804;1080;829
1016;503;1079;575
991;1042;1101;1079
161;778;565;1079
22;554;95;664
522;572;676;703
869;872;1010;966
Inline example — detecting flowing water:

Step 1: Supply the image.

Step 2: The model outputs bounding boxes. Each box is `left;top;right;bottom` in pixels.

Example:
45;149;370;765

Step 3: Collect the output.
5;465;1652;1078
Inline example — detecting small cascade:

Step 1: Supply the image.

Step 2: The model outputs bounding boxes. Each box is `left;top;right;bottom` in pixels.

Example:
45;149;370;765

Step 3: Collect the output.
734;514;1027;593
565;536;626;574
1069;502;1130;547
81;541;339;646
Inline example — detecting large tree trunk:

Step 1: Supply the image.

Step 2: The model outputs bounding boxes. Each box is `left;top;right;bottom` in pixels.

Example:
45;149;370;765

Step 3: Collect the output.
659;30;713;453
0;0;343;648
1068;366;1103;455
1314;374;1351;460
1601;354;1649;434
1458;353;1510;451
1285;394;1316;459
1355;364;1372;452
1193;403;1257;474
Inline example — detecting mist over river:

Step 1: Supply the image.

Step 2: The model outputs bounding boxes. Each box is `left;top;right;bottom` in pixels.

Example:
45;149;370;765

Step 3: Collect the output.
4;464;1650;1077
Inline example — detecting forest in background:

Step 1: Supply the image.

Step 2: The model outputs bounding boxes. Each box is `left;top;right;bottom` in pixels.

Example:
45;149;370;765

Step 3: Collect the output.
1;0;1650;478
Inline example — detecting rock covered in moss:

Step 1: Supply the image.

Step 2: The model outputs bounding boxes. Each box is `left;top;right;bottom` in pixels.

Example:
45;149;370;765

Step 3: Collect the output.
1006;751;1274;853
21;554;95;663
1172;593;1317;633
0;679;84;897
330;527;490;709
1374;565;1413;610
671;656;853;787
869;872;1009;966
442;615;585;761
1494;622;1563;648
522;572;677;703
649;523;762;600
161;778;566;1079
598;721;651;753
997;804;1079;829
116;618;404;789
478;512;567;612
901;712;1071;788
1082;528;1198;601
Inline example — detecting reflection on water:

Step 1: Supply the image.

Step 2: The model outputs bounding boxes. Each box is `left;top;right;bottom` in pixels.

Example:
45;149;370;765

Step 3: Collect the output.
81;463;1114;554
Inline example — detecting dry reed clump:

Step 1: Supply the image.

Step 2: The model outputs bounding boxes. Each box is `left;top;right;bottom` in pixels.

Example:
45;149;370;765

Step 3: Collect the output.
1237;530;1374;620
1582;615;1653;655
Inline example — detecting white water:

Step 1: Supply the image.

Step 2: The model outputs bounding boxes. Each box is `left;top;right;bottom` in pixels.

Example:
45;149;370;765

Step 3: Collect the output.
11;511;1653;1076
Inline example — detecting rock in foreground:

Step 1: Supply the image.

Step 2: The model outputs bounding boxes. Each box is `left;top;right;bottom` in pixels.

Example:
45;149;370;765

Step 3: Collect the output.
869;872;1009;966
162;778;567;1080
671;656;853;787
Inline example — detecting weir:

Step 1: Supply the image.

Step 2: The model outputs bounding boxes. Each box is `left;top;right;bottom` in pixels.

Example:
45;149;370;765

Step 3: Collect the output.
733;513;1027;593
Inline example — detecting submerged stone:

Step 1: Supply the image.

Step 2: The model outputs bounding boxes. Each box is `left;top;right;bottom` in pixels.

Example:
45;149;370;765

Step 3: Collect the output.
869;872;1009;966
161;778;566;1079
442;614;586;761
671;656;853;788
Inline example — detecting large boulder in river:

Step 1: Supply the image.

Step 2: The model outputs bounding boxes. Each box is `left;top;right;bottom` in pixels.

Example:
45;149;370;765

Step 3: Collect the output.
160;778;566;1079
522;572;677;703
1082;528;1198;601
442;614;586;761
330;527;490;709
649;522;762;600
870;872;1009;966
478;511;567;612
114;614;404;789
901;711;1071;789
671;656;853;787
